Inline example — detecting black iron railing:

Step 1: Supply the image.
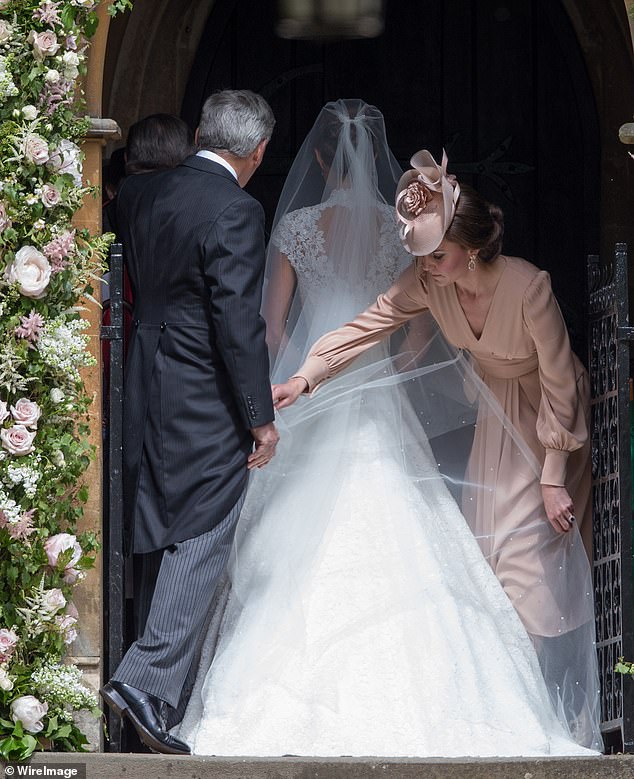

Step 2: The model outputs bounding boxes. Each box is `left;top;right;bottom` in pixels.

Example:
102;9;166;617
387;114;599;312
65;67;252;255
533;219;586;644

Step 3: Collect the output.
588;242;634;752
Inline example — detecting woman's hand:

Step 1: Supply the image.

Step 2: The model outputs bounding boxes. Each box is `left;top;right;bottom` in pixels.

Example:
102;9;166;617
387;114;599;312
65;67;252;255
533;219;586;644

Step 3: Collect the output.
272;377;308;410
541;484;575;533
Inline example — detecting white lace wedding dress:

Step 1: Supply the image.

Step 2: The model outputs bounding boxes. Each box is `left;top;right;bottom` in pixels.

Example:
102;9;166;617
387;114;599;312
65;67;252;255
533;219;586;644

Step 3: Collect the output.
176;194;597;757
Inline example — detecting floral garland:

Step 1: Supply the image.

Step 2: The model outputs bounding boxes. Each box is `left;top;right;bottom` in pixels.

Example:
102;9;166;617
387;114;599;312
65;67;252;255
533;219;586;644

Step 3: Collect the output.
0;0;131;761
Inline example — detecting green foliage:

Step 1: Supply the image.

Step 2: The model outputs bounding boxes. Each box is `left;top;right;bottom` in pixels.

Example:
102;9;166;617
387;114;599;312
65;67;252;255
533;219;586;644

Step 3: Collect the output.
0;0;132;758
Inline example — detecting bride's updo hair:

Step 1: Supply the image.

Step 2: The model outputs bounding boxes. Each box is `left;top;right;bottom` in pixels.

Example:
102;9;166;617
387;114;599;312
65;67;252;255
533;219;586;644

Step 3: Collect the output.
314;104;379;169
444;184;504;263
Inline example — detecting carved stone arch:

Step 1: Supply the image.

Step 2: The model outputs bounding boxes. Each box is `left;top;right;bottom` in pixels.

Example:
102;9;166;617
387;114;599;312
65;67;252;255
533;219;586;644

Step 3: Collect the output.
103;0;217;144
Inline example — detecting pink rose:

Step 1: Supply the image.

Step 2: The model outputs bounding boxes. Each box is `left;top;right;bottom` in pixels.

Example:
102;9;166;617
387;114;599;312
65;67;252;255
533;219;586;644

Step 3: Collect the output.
10;398;41;429
10;695;48;734
0;201;11;232
55;614;78;645
41;184;61;208
0;425;36;456
44;532;82;570
23;133;49;165
28;29;60;61
0;627;18;661
40;588;66;615
5;246;52;298
0;400;8;424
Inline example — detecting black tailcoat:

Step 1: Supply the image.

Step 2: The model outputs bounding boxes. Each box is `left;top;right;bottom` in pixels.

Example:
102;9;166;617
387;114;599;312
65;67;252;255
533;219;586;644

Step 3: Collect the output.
117;156;274;553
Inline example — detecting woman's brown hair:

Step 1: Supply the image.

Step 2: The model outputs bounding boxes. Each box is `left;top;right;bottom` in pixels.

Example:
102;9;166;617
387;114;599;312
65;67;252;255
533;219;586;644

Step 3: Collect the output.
444;184;504;263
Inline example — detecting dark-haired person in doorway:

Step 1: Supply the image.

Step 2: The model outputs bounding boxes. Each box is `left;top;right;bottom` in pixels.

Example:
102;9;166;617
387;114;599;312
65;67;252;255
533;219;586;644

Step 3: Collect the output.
100;90;279;755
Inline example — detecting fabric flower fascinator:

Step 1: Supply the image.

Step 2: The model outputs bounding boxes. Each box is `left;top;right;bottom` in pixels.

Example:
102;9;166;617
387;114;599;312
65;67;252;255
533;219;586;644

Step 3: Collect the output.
395;149;460;256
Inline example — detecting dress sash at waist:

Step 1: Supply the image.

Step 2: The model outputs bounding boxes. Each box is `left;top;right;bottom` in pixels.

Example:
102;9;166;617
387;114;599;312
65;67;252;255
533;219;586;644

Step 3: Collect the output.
473;353;539;379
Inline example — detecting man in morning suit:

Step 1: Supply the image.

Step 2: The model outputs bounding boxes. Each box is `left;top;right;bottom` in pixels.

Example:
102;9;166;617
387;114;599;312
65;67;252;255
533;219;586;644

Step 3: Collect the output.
101;90;279;754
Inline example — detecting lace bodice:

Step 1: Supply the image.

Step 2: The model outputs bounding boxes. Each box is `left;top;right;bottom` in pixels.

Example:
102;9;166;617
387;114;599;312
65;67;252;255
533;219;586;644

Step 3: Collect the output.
271;190;410;308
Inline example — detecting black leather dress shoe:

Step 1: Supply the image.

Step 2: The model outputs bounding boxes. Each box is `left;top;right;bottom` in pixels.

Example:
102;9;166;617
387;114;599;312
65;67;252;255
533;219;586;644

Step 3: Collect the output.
101;681;191;755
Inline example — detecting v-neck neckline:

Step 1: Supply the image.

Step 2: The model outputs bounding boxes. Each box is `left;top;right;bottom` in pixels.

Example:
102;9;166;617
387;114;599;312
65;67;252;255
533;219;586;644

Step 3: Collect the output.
452;257;508;343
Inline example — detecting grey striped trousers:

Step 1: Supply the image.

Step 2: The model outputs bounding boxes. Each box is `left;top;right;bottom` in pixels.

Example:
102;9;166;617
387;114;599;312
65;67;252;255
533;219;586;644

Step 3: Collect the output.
111;492;244;710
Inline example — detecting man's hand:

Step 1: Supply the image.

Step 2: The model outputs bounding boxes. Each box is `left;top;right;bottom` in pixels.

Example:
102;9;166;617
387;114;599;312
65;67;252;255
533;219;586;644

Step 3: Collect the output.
272;377;308;410
248;422;279;470
541;484;575;533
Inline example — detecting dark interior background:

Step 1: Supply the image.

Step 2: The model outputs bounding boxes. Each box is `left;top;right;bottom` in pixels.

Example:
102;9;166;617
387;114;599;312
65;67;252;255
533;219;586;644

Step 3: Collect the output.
182;0;600;359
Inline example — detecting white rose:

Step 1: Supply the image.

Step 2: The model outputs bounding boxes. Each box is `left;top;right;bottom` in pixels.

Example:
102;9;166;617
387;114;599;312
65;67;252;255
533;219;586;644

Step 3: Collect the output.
10;695;48;734
44;532;81;568
10;398;41;429
28;29;60;61
22;105;38;121
40;588;66;615
50;388;64;404
0;20;12;44
23;133;49;166
41;184;61;208
0;425;36;456
5;246;52;298
0;400;8;424
72;0;97;7
0;201;11;232
51;449;65;468
61;50;80;80
45;69;60;84
47;140;82;187
0;668;14;691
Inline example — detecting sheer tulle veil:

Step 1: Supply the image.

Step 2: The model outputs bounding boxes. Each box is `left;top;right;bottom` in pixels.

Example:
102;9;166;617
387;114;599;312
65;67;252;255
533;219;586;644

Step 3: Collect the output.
179;100;601;752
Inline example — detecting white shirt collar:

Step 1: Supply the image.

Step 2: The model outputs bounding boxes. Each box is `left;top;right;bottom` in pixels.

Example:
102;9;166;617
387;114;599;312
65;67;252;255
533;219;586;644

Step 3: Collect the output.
196;150;238;181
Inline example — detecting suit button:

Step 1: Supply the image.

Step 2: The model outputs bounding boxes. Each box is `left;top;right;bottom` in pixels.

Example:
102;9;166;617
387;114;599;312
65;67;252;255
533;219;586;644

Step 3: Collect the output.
160;322;166;331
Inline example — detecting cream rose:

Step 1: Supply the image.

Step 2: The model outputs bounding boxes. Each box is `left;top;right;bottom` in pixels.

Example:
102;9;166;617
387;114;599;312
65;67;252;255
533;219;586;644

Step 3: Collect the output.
41;184;61;208
61;51;80;80
44;532;82;570
28;30;60;61
0;20;12;44
10;695;48;733
5;246;52;298
0;201;11;232
10;398;41;429
1;425;36;456
0;400;8;424
40;588;66;615
22;104;38;121
23;133;49;165
0;668;14;692
47;139;82;187
50;388;64;404
45;68;60;84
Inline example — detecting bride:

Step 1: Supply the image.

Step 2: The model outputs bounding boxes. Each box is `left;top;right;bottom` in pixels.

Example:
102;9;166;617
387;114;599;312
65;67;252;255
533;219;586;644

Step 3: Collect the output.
176;100;601;756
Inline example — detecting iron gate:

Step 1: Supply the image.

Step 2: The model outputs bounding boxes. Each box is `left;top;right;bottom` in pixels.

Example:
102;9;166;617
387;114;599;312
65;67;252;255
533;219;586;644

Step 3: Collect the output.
588;242;634;751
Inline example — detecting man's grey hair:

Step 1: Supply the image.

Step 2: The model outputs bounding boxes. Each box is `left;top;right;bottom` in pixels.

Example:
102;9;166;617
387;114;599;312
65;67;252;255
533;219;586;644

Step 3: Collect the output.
198;90;275;158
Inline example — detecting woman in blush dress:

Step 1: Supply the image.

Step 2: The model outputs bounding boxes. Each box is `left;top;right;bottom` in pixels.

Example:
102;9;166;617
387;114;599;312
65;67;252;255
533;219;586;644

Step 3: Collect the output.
176;104;601;756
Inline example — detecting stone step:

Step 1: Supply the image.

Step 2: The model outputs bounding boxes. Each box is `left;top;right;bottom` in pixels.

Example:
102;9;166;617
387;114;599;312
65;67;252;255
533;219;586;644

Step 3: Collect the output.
14;753;634;779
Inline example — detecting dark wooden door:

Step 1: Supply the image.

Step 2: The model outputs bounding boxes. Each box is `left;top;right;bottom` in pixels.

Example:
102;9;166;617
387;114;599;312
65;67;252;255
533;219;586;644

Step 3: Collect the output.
183;0;599;356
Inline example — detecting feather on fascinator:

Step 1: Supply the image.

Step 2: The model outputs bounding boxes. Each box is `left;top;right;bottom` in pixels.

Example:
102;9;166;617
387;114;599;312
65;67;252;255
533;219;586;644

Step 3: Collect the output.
395;150;460;256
